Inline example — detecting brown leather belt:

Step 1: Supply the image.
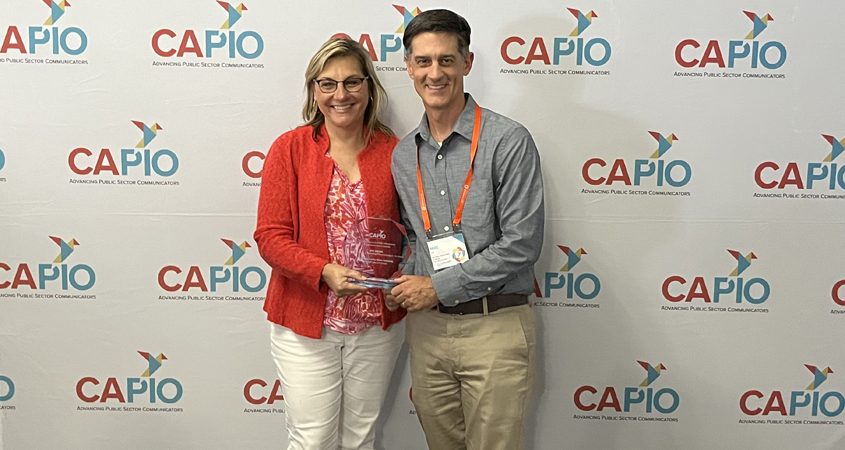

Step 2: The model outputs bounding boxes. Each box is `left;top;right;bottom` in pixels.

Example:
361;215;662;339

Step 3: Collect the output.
436;294;528;315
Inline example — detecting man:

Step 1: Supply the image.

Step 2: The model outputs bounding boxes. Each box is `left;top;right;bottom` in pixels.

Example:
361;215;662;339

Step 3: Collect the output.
389;9;545;450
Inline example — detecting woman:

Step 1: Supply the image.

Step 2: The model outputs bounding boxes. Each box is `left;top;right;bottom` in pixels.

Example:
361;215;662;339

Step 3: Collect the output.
254;38;406;449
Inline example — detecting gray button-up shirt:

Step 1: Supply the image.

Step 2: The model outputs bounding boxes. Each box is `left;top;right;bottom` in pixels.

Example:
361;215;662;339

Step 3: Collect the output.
391;94;545;306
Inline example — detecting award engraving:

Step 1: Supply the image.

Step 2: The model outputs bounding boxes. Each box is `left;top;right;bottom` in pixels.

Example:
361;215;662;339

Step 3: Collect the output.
348;217;410;289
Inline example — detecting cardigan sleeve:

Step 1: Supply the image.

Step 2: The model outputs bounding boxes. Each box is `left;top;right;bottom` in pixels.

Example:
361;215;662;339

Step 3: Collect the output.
254;133;329;292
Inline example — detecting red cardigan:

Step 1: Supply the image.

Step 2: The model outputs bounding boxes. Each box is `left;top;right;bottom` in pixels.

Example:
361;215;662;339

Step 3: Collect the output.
254;125;406;339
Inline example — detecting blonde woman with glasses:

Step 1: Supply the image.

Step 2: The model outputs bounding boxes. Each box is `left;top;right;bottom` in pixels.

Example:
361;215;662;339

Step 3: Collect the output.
254;38;406;449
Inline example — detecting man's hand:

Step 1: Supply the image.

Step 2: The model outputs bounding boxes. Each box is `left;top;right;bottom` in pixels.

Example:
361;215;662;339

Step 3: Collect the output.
391;275;439;312
321;263;368;297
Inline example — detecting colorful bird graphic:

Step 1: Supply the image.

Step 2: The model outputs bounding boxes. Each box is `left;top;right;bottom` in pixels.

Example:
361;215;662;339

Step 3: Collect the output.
822;135;845;163
727;249;757;277
43;0;71;26
218;1;248;29
394;4;422;33
49;236;79;263
558;246;586;272
138;351;168;377
744;11;774;40
649;131;679;159
567;8;597;37
222;239;251;265
131;120;163;149
805;364;833;390
638;361;667;387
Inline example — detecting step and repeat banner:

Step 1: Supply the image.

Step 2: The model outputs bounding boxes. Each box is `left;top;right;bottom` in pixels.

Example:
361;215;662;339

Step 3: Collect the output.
2;1;844;449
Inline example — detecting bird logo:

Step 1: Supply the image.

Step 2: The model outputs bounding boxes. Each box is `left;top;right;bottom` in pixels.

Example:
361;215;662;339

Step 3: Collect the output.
394;5;422;34
222;238;251;265
0;149;5;171
43;0;71;26
567;8;598;37
821;135;845;163
558;246;587;272
743;11;774;40
727;249;757;277
138;351;168;377
649;131;679;159
638;360;667;387
49;236;79;263
805;364;834;391
218;1;248;30
131;121;163;149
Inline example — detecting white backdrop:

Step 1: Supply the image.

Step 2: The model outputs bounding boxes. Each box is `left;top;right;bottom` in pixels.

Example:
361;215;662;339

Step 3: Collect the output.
2;1;845;449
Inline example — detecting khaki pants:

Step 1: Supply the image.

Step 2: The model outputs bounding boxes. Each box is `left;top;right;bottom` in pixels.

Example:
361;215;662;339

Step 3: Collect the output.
407;304;535;450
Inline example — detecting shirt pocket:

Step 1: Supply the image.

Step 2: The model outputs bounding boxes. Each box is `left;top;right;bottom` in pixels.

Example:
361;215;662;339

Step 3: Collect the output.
461;177;496;250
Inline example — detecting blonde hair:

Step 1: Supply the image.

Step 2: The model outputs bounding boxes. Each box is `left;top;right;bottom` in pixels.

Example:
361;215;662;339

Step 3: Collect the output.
302;38;393;141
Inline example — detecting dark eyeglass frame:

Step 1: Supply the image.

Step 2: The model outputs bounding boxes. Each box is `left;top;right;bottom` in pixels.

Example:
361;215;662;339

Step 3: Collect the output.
314;76;369;94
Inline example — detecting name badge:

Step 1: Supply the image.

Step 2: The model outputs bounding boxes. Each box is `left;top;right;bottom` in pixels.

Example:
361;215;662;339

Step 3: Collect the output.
426;232;469;271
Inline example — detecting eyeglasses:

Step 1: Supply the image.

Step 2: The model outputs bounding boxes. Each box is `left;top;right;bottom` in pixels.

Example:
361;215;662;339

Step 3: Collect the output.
314;76;369;94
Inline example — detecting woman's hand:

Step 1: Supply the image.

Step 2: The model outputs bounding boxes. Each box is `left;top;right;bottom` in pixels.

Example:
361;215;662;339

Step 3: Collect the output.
384;293;402;311
321;263;368;297
383;270;403;311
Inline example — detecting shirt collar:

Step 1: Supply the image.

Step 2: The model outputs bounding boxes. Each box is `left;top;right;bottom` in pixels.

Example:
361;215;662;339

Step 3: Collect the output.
415;93;478;146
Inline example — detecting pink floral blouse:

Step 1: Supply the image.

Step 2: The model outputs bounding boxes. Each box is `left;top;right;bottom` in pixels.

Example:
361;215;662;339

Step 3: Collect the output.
322;158;382;334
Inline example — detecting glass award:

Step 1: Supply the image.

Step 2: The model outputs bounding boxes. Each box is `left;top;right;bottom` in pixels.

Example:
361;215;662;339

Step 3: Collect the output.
347;217;410;290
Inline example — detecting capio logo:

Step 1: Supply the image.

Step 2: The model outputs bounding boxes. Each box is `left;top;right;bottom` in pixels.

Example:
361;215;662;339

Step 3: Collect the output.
242;150;265;178
574;361;680;414
1;0;88;56
157;238;266;293
243;379;284;405
68;120;179;179
675;10;786;70
0;375;14;402
152;1;264;59
75;351;183;404
740;364;844;418
534;245;600;301
662;249;769;305
0;236;95;291
833;279;845;307
501;7;611;66
332;4;422;62
582;131;691;188
755;134;845;191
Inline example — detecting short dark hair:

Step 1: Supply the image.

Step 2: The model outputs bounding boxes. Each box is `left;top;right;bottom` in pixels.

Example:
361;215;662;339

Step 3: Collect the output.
403;9;471;58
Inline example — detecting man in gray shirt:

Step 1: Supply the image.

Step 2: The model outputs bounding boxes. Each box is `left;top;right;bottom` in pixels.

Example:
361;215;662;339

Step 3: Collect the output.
389;9;544;450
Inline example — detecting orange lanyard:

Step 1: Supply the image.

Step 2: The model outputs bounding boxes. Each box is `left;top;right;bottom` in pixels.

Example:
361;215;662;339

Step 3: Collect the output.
416;105;482;238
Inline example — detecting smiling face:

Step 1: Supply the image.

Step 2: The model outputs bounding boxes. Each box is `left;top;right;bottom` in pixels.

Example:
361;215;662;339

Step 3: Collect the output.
405;31;473;116
314;55;370;134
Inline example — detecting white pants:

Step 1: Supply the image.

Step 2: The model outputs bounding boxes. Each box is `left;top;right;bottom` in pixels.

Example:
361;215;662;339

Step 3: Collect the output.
270;321;405;450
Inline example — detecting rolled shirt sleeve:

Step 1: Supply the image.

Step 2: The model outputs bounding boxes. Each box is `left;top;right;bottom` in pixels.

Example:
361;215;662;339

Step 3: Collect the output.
431;126;544;305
